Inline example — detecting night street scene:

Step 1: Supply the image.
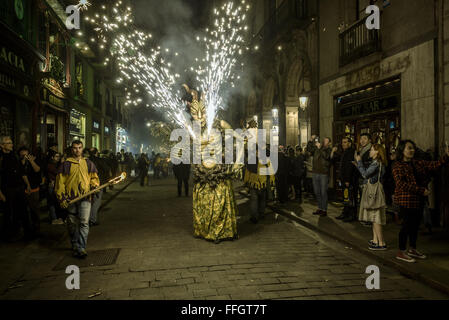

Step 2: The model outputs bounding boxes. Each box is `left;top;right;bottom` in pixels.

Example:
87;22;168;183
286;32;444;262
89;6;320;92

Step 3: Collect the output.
2;0;449;307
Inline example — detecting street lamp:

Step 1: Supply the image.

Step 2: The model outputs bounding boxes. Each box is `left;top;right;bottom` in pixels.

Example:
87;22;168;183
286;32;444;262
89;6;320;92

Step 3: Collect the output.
299;76;309;111
299;95;309;110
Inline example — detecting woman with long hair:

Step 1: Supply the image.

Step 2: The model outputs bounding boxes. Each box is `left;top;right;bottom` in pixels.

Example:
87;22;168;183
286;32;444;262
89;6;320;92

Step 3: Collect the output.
355;144;388;250
392;140;449;263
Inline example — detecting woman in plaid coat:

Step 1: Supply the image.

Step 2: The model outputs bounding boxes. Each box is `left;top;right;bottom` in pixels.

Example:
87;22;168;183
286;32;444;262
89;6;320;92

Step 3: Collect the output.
392;140;449;263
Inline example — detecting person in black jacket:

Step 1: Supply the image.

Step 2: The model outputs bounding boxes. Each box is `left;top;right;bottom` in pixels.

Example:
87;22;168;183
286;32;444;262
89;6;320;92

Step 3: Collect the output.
294;146;306;203
173;150;191;197
0;136;30;242
88;148;111;226
138;153;150;187
333;137;357;221
275;148;289;204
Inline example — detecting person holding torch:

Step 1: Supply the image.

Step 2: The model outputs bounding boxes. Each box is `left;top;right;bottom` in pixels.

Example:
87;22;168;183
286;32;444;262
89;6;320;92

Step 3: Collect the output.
55;140;100;259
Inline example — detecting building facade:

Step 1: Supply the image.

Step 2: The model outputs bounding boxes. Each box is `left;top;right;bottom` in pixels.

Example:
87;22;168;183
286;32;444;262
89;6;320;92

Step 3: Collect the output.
239;0;449;228
239;0;319;148
0;0;131;154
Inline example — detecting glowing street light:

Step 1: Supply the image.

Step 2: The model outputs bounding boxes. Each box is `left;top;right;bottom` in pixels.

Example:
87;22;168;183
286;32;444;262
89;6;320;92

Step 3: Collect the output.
299;96;309;110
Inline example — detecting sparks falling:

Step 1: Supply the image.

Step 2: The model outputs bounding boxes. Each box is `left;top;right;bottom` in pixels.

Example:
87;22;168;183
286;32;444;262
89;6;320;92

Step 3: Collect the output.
195;1;250;134
90;0;250;137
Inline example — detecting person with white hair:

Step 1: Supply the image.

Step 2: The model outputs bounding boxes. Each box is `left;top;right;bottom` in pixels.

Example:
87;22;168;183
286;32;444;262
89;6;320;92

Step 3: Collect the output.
0;136;30;242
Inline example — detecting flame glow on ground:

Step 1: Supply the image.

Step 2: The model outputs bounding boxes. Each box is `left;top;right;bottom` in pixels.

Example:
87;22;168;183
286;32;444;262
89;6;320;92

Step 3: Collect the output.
90;0;249;137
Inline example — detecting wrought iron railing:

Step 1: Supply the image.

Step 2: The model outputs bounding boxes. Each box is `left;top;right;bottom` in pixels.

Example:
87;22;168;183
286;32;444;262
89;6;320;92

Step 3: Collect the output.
339;16;381;67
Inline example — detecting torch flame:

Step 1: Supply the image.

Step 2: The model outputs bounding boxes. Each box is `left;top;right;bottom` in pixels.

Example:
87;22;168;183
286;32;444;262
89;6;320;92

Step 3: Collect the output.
109;172;127;184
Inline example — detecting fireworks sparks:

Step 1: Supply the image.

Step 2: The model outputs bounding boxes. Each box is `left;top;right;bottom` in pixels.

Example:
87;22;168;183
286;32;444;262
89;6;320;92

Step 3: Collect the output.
194;1;250;134
90;0;249;138
76;0;91;11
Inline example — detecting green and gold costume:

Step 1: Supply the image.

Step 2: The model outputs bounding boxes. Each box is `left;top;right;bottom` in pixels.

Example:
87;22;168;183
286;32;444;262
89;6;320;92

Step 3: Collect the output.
188;97;242;242
193;165;238;241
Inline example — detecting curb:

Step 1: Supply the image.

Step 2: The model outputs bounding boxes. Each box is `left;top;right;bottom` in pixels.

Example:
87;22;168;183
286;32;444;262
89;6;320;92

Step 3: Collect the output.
238;190;449;296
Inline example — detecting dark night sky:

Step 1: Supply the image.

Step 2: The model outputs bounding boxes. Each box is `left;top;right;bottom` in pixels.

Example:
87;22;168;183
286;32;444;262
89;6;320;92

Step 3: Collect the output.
129;0;211;149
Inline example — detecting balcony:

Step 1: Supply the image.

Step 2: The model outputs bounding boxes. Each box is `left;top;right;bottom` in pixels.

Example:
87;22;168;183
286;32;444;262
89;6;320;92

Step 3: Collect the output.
339;16;381;67
254;0;309;49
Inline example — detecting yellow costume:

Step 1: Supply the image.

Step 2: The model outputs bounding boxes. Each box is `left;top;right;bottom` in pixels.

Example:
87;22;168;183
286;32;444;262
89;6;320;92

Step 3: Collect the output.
243;162;276;191
55;157;100;203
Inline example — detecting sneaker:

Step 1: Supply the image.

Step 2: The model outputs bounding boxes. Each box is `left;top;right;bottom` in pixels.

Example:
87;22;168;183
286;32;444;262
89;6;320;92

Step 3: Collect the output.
312;210;321;216
396;251;416;263
369;243;387;251
336;213;346;220
407;249;427;259
368;240;377;246
78;249;88;259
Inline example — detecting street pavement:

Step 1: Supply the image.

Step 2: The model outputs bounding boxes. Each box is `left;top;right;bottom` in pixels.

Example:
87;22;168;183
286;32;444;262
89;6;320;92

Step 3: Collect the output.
0;177;447;300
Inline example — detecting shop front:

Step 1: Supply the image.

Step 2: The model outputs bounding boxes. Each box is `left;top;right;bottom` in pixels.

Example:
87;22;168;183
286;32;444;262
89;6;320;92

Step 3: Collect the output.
69;108;86;146
92;118;101;150
116;126;130;153
0;24;43;150
334;77;401;154
103;124;111;151
333;78;401;194
39;78;68;153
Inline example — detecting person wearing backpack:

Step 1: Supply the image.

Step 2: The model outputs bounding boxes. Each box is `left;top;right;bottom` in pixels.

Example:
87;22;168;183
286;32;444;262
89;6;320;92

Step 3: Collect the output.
355;144;388;251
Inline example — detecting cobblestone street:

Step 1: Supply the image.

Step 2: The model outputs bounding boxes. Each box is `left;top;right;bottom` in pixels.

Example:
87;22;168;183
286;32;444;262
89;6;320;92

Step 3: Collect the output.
0;178;447;300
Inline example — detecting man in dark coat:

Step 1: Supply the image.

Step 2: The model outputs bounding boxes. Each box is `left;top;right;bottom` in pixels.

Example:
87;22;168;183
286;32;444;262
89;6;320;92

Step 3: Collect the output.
138;153;150;187
275;148;289;204
293;146;306;203
173;150;190;197
333;137;357;221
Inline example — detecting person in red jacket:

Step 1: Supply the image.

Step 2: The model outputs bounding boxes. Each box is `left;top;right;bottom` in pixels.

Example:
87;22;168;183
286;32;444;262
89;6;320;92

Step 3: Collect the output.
393;140;449;263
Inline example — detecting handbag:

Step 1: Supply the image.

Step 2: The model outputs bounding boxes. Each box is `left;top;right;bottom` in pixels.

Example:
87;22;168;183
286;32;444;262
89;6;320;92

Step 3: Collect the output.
361;165;386;210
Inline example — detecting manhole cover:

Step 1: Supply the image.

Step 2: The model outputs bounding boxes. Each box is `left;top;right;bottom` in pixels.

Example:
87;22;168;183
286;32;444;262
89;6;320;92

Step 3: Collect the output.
53;248;121;271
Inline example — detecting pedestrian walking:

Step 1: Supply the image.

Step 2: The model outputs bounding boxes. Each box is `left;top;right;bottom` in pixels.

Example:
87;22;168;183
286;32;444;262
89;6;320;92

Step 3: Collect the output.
393;140;449;263
55;140;100;259
173;151;191;197
355;144;388;250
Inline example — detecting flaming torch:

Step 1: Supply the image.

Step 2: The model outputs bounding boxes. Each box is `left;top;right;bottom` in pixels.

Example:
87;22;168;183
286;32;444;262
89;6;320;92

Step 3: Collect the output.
67;172;127;206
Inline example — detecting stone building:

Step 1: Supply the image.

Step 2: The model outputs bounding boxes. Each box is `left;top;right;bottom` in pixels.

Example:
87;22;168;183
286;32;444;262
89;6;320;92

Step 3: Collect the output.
241;0;319;148
0;0;130;154
319;0;449;226
239;0;449;227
